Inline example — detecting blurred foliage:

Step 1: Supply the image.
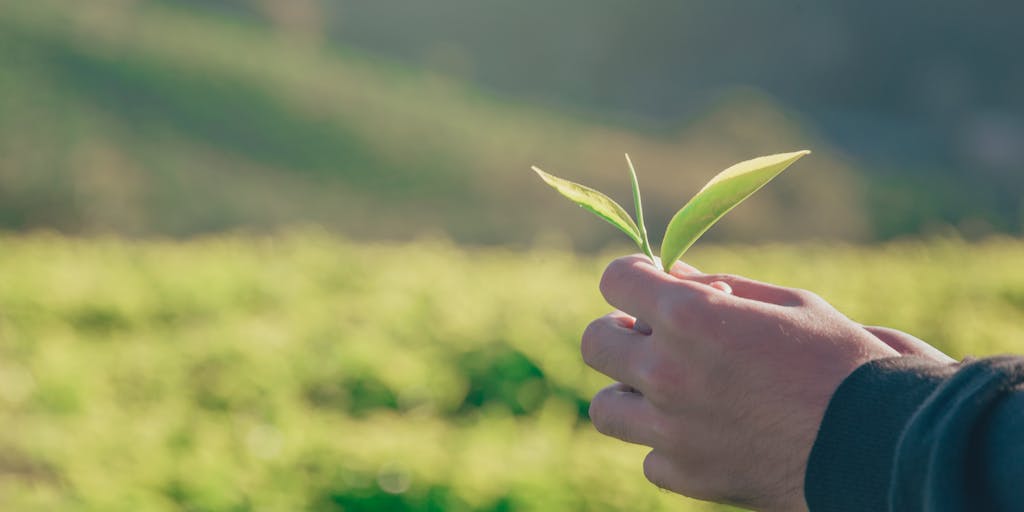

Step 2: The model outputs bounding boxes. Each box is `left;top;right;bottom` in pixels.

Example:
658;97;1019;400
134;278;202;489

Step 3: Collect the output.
3;0;1018;247
1;231;1023;511
319;0;1024;231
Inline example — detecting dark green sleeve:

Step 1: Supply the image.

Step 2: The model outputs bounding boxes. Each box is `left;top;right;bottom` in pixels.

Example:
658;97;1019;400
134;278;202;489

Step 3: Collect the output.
804;355;1024;512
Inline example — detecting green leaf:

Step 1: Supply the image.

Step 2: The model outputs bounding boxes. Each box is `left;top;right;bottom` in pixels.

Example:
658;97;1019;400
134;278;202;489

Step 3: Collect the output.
659;150;810;272
531;166;643;248
625;154;656;266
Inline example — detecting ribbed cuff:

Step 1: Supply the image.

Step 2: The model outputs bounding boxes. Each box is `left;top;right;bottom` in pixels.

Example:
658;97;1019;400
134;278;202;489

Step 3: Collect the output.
804;356;959;512
889;355;1024;511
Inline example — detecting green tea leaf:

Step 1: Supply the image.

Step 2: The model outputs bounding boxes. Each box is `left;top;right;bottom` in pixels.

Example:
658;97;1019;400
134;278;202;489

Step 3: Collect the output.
531;166;643;248
624;154;656;266
659;150;810;272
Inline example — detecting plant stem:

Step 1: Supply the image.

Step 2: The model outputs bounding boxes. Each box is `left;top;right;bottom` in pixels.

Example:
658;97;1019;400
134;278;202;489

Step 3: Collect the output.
625;153;657;267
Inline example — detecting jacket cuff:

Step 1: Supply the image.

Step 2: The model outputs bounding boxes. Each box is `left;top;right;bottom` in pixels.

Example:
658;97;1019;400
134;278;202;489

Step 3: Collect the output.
804;356;959;512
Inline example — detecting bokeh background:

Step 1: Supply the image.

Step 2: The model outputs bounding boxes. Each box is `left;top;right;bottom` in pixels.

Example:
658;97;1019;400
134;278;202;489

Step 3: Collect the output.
1;1;1022;511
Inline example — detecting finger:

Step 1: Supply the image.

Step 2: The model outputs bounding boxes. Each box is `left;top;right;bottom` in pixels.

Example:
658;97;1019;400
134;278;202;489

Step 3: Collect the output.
600;255;722;326
864;326;955;363
678;273;806;306
667;261;731;295
642;450;697;495
600;255;676;317
643;450;724;503
708;281;732;294
589;383;659;446
643;450;680;492
667;259;701;276
581;313;648;385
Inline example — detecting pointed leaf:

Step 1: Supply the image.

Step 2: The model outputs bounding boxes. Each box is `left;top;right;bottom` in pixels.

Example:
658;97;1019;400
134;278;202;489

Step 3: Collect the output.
660;150;810;272
531;166;643;248
625;154;656;265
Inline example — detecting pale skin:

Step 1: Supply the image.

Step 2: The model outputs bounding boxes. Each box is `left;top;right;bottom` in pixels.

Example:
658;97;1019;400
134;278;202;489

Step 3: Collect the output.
583;255;955;511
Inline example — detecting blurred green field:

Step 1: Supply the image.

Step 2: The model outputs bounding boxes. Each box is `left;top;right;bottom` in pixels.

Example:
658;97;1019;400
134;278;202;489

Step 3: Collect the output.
1;233;1022;511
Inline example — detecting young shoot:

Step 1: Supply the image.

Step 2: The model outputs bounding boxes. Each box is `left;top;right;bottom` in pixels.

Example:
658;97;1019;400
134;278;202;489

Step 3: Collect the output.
531;150;810;272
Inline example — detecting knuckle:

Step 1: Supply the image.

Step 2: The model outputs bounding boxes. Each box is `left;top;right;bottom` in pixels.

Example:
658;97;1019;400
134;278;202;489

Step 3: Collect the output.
587;391;606;423
579;320;604;365
581;318;626;372
644;451;717;502
643;451;670;489
657;285;716;334
655;288;691;327
600;256;654;304
599;258;632;300
639;357;684;405
791;288;824;307
588;390;618;435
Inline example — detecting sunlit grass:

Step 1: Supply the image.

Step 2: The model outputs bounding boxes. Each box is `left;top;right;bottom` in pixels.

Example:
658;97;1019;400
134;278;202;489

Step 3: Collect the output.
0;232;1021;511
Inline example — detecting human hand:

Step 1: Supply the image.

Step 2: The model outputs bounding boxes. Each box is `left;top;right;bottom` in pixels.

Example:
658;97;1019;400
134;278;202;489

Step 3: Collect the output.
583;256;951;511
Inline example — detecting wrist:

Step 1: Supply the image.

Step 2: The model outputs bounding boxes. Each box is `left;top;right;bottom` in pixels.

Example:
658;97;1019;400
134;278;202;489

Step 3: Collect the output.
804;356;959;512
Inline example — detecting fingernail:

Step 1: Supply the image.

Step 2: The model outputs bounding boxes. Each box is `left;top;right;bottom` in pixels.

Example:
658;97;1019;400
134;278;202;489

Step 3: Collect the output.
710;281;733;294
632;318;653;335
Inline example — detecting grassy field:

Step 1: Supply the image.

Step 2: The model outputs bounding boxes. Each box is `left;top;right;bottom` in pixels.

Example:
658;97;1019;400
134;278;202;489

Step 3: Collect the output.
0;233;1022;511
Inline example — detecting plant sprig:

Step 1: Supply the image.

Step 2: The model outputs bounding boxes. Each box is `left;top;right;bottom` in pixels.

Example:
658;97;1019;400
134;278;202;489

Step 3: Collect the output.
531;150;810;272
625;153;656;266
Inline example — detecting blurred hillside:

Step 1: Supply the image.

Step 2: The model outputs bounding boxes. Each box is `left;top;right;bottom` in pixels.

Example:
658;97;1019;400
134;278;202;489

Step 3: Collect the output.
318;0;1024;238
0;0;1019;246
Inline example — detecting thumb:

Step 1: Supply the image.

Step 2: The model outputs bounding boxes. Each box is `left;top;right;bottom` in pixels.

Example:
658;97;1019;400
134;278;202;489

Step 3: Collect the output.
863;326;955;363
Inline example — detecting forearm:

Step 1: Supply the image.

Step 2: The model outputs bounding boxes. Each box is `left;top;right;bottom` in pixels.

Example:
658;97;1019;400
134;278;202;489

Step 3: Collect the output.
805;355;1024;512
961;380;1024;508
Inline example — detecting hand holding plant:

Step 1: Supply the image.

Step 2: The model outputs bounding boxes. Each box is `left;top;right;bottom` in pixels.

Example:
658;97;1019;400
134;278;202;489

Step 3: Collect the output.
534;151;955;510
585;257;907;511
533;150;810;331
